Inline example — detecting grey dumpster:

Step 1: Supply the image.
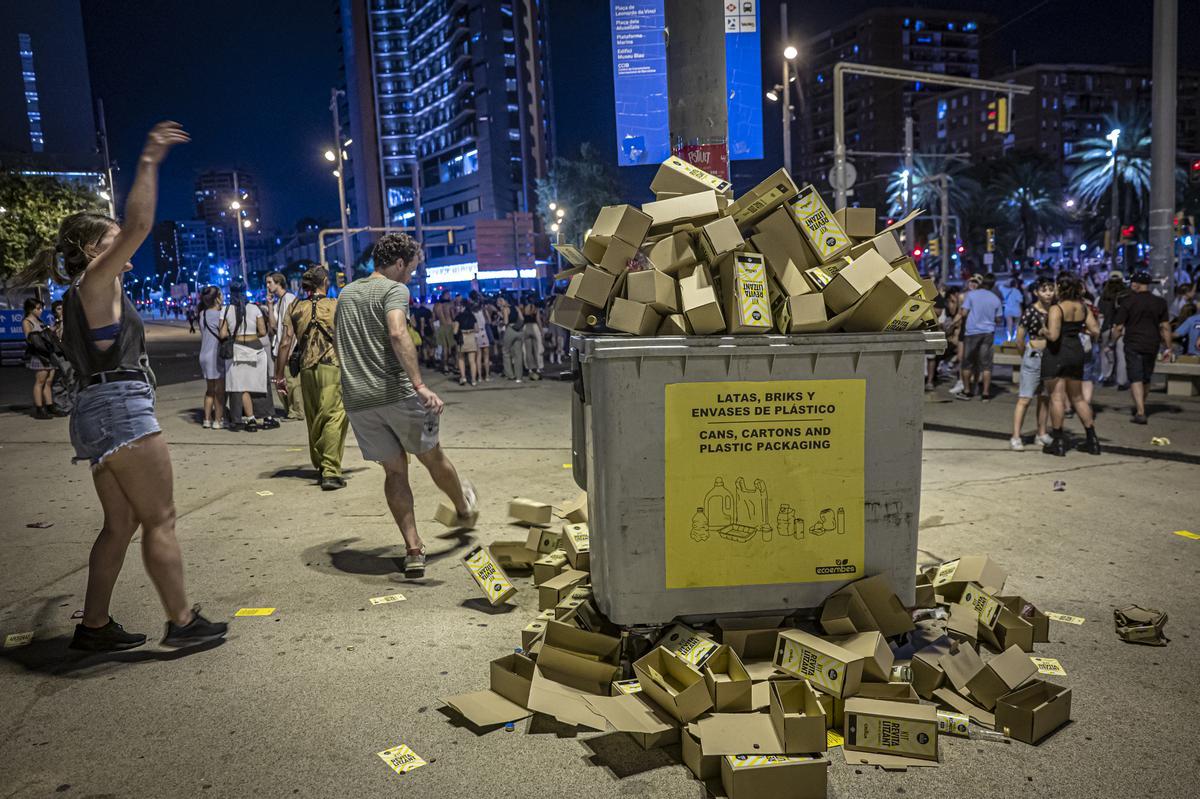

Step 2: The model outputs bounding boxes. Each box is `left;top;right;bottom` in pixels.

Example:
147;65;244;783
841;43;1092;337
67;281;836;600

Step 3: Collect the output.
572;331;945;626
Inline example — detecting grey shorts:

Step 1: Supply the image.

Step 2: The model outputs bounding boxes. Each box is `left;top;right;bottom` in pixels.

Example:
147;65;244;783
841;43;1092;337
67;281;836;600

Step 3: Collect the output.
1018;348;1044;399
70;379;161;467
963;333;994;372
347;395;440;461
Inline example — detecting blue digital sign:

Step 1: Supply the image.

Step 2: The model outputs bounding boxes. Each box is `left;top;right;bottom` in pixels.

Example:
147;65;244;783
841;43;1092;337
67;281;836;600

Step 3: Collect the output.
610;0;763;167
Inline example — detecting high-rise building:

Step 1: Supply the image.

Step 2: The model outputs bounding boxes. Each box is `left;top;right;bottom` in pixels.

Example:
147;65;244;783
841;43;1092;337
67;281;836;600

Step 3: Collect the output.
795;8;996;209
193;169;269;281
1;1;106;188
338;0;554;277
153;220;211;284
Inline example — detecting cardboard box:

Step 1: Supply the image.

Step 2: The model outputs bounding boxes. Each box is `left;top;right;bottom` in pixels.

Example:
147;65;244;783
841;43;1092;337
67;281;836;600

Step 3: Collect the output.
522;618;548;650
776;293;829;333
532;550;568;585
657;622;721;670
702;646;754;712
611;678;642;696
958;583;1005;630
650;155;733;198
633;647;714;723
946;602;981;648
913;571;937;609
608;297;661;336
843;268;932;333
526;526;561;555
509;497;552;526
586;692;680;749
557;491;588;524
487;541;538;573
1000;596;1050;643
847;210;922;263
442;652;535;727
538;568;589;612
995;680;1072;744
682;724;721;780
560;522;590;571
911;639;953;700
989;607;1035;653
625;268;679;314
822;250;892;315
752;205;822;275
462;545;517;606
552;242;591;269
679;267;726;334
658;313;693;335
964;645;1038;710
933;686;995;729
565;268;618;308
549;295;598;332
819;574;915;639
939;641;985;694
642;190;720;233
717;616;786;660
770;680;828;753
931;555;1008;599
645;230;698;275
727;168;801;230
584;204;652;263
773;629;865;698
597;236;639;275
720;252;773;334
537;620;621;694
831;681;919;729
721;754;828;799
697;215;745;262
433;501;462;528
833;206;876;239
843;698;939;762
825;631;894;683
791;184;851;263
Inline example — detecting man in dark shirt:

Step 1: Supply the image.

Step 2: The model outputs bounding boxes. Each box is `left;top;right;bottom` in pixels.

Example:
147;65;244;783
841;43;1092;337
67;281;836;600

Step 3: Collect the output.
1112;271;1173;424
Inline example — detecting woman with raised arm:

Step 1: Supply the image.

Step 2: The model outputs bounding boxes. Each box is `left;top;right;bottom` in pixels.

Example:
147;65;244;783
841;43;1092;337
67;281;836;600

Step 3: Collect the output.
25;121;227;651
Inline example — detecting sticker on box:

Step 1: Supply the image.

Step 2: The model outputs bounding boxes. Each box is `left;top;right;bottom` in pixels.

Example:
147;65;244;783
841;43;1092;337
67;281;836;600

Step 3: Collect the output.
463;545;517;605
1030;656;1066;676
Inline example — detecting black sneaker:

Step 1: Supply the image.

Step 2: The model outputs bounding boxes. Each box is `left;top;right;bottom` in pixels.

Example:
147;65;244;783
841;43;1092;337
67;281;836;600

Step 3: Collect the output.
1131;414;1148;425
320;475;347;491
244;418;259;433
162;606;228;648
49;405;69;418
261;417;280;430
69;618;147;652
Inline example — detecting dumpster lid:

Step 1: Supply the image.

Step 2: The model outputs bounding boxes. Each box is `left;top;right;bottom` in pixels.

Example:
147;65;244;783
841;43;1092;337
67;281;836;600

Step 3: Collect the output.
573;331;946;361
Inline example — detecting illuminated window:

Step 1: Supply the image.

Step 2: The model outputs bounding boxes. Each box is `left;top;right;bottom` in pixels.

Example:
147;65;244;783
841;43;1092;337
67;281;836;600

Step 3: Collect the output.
17;34;43;152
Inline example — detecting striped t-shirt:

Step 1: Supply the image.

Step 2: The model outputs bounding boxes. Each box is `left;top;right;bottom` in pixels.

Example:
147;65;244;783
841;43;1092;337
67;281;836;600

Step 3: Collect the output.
333;275;414;411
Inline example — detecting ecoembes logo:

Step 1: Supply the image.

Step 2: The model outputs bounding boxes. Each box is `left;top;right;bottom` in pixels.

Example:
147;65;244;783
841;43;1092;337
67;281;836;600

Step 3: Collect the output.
815;558;857;575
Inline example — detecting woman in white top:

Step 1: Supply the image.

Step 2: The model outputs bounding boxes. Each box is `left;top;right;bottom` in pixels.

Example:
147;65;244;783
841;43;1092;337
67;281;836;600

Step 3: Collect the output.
219;281;268;432
197;286;226;428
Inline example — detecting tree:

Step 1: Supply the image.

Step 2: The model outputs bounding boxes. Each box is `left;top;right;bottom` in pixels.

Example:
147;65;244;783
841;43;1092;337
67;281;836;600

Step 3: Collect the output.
1067;111;1152;224
535;142;622;249
986;152;1069;259
0;172;107;282
884;153;976;223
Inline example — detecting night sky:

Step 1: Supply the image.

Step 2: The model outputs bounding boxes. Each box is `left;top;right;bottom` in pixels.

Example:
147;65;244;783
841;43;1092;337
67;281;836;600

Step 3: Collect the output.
81;0;1197;243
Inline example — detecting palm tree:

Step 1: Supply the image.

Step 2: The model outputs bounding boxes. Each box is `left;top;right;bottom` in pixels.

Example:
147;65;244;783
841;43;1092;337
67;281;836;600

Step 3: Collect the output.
884;154;976;221
1067;111;1152;223
986;152;1069;258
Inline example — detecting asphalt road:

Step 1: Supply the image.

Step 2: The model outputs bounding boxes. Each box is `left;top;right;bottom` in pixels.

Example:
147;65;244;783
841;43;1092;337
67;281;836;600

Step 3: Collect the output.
1;325;1197;798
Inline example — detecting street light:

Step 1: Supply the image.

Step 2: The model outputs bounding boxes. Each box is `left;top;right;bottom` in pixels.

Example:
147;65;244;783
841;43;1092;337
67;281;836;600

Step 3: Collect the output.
1106;128;1122;272
229;186;250;287
328;87;353;278
324;150;336;162
784;45;798;61
780;43;799;175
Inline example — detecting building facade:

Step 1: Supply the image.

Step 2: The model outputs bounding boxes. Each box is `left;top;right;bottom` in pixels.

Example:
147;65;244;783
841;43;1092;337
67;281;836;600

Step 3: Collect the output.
153;220;212;285
338;0;553;278
192;169;269;281
795;8;996;209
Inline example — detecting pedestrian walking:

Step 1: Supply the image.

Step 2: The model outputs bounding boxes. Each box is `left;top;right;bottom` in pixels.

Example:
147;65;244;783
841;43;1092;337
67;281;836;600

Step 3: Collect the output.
469;290;493;381
22;120;225;651
197;286;226;429
274;266;347;490
1098;272;1130;387
521;292;545;378
1010;277;1056;451
1001;278;1024;342
265;271;303;421
953;273;1002;401
1040;274;1101;456
220;281;269;432
22;298;62;418
498;294;525;382
186;304;197;333
334;233;479;577
1112;271;1173;424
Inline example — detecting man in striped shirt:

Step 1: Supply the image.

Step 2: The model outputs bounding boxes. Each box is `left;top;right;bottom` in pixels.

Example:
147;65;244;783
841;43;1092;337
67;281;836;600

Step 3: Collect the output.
334;233;478;577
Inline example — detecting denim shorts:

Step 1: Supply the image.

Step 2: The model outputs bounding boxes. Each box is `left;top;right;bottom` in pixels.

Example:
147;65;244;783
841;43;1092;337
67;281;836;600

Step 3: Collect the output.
69;379;161;467
1018;348;1044;399
346;395;439;462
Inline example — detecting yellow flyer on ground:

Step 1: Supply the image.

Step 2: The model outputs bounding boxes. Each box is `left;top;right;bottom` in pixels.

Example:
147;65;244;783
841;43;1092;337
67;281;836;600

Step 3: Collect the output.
376;743;426;775
664;379;865;589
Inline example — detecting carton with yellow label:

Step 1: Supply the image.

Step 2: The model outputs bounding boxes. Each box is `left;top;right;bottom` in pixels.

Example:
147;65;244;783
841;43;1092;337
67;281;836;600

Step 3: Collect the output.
720;754;828;799
791;185;851;263
561;522;590;571
773;629;865;698
727;168;801;230
719;252;773;334
843;697;939;761
650;155;733;198
463;545;517;606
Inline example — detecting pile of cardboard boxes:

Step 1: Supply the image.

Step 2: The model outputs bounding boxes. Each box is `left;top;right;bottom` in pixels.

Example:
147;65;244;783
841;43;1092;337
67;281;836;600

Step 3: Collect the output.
551;156;937;339
446;520;1074;797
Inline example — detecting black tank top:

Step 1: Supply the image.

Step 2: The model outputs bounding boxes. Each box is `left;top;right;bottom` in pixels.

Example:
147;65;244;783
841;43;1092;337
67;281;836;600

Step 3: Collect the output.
62;280;153;388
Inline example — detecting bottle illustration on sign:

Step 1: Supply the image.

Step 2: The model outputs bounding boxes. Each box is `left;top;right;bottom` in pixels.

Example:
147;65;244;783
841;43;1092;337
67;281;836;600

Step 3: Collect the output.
703;478;734;531
691;507;710;542
777;505;805;540
808;507;847;536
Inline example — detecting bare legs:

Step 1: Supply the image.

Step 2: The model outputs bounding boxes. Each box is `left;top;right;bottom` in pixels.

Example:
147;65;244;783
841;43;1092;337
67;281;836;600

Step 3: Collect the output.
33;369;54;408
203;378;225;424
1048;378;1095;430
380;445;469;553
1130;381;1147;417
1012;395;1049;440
82;433;191;627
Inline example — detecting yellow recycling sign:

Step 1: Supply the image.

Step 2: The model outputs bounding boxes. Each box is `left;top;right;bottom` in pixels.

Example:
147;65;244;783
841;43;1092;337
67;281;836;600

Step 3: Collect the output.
664;379;865;589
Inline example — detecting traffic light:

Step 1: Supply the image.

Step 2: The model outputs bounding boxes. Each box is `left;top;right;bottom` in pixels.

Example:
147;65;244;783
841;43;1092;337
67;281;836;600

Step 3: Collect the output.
928;238;941;257
986;97;1009;134
1120;225;1136;244
913;247;924;259
1191;160;1200;184
986;228;995;252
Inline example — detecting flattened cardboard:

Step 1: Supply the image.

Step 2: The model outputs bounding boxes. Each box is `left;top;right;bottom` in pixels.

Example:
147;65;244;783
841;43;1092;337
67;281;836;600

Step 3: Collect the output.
645;230;698;275
625;268;679;314
825;631;895;683
965;645;1038;711
552;242;590;269
633;647;714;723
773;629;865;698
931;555;1007;599
642;190;720;233
561;522;590;571
834;206;876;239
607;297;661;336
650;155;733;198
727;168;800;229
822;250;892;314
526;666;608;730
697;215;745;262
717;616;786;660
843;698;939;762
682;724;721;780
995;680;1071;744
586;693;679;750
1000;596;1050;643
770;679;827;754
442;652;535;727
508;497;553;526
721;754;828;799
611;678;642;696
526;526;561;555
820;574;915;638
702;645;754;712
536;620;621;694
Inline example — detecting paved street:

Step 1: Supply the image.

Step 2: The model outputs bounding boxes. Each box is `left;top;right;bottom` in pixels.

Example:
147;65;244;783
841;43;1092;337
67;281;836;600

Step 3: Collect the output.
1;325;1198;798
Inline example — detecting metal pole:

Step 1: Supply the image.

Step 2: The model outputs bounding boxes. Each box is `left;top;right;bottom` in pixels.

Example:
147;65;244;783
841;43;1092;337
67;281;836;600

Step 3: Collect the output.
1148;0;1178;292
331;88;353;279
833;66;846;210
781;2;791;176
664;0;728;177
903;116;914;252
233;170;248;287
1110;143;1120;274
95;98;117;218
939;175;950;285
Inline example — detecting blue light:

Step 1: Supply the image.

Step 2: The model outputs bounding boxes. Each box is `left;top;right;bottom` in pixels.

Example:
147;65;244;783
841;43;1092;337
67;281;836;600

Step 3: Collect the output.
852;44;859;54
1184;235;1194;246
817;73;824;84
1079;244;1088;252
964;21;978;32
903;17;911;27
1050;241;1062;249
947;22;956;31
914;19;925;32
937;99;947;121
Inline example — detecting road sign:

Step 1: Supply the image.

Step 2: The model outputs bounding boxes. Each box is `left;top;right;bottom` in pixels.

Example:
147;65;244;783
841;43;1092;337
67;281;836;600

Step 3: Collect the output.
828;160;857;191
983;252;994;266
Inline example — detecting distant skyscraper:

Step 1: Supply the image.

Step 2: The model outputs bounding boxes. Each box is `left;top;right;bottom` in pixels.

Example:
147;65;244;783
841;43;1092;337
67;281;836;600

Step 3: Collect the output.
338;0;554;276
1;1;105;186
193;169;268;280
154;220;210;284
